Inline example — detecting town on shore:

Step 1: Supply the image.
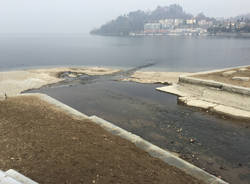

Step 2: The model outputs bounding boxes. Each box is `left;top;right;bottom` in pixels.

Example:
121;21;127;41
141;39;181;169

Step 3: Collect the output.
91;4;250;37
132;17;250;36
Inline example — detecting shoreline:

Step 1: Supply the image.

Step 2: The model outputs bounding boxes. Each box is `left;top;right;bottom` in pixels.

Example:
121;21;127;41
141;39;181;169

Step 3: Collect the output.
1;65;250;121
92;32;250;38
0;66;228;183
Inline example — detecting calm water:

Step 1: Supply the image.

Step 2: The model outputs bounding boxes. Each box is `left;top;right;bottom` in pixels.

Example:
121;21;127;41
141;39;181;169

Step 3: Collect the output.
0;34;250;71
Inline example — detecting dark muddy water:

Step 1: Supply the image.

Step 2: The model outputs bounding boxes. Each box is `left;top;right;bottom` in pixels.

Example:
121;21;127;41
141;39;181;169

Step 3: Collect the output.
29;72;250;184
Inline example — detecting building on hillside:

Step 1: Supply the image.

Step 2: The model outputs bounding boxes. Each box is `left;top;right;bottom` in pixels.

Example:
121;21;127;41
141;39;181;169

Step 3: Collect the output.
144;23;161;33
159;19;174;29
186;19;197;25
174;19;184;26
239;22;246;28
198;20;213;28
158;19;184;29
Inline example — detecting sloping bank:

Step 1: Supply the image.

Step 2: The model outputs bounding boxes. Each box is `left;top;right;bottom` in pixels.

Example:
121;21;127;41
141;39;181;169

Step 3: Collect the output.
0;67;226;184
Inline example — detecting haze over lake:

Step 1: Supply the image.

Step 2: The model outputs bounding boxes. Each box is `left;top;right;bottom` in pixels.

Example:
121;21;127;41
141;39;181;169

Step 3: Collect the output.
0;34;249;71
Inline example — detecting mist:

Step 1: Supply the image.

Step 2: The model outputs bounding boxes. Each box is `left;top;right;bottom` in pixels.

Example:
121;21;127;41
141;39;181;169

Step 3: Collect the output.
0;0;249;34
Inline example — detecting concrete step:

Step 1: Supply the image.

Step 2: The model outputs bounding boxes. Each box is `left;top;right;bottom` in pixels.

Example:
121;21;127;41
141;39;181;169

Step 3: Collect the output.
0;170;38;184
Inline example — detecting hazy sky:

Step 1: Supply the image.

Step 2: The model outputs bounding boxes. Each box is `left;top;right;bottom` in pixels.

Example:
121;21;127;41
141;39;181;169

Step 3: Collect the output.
0;0;249;34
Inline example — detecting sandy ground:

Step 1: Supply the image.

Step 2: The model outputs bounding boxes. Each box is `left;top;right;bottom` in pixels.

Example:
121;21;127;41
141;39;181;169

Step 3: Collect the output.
0;96;204;184
194;66;250;88
123;71;190;84
0;67;120;99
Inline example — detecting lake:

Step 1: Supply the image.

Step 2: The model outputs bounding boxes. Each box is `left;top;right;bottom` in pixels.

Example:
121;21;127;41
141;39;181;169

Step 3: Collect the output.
2;34;250;183
0;34;249;71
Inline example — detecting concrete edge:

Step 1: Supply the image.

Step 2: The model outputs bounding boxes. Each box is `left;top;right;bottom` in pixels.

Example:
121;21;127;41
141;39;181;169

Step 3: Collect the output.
18;93;228;184
88;116;228;184
5;169;38;184
156;85;188;97
179;65;250;78
179;76;250;96
211;105;250;120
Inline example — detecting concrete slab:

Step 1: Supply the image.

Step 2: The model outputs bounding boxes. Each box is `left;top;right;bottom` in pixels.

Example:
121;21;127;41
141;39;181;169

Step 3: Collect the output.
5;170;38;184
157;85;189;97
0;171;5;178
0;176;22;184
212;105;250;120
185;98;217;110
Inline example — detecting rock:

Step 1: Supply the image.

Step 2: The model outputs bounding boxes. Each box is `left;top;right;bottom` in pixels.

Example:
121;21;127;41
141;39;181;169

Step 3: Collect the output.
68;73;78;78
232;76;249;81
190;138;196;143
222;70;237;77
219;166;225;170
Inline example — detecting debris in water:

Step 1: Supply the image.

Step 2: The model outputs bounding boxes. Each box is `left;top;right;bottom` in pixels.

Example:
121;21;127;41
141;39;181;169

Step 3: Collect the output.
190;138;196;143
177;128;183;133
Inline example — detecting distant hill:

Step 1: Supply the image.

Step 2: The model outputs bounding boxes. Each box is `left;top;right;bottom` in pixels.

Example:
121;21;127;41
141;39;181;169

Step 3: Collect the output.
90;4;196;36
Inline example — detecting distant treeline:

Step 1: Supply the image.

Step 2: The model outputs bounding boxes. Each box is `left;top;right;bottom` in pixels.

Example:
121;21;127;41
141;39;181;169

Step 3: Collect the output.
90;4;195;36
